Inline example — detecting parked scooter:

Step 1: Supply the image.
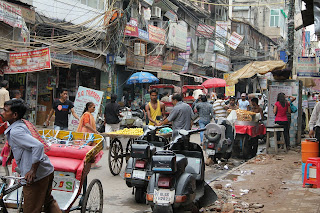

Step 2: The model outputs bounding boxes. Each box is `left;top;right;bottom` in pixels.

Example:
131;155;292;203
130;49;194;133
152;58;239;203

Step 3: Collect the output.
120;107;144;128
124;125;169;203
146;128;217;212
204;120;235;162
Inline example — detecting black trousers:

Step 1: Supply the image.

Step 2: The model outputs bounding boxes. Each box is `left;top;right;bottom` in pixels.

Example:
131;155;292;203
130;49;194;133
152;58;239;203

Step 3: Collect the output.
314;126;320;152
275;121;290;147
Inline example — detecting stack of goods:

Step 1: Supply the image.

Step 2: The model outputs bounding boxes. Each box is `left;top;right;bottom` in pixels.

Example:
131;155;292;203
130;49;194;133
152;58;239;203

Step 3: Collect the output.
235;109;256;121
159;127;172;134
109;128;144;136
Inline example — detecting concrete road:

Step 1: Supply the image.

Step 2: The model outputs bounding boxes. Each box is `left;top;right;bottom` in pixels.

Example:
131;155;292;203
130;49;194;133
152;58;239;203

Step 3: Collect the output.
84;134;228;213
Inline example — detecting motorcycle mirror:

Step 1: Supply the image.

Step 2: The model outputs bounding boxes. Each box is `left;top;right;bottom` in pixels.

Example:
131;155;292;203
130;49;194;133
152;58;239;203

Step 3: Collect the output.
179;129;188;136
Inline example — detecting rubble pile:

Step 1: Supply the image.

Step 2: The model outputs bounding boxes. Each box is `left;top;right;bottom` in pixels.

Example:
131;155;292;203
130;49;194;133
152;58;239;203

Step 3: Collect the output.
247;154;273;164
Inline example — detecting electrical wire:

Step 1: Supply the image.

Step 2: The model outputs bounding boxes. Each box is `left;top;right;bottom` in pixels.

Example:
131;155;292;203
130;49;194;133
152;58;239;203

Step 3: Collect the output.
186;0;286;7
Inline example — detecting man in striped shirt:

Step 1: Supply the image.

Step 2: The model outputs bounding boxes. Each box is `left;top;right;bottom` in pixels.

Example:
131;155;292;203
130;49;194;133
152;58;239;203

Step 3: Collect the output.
212;93;228;120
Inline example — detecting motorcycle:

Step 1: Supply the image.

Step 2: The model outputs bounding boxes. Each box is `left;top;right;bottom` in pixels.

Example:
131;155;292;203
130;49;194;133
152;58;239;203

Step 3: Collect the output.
124;125;169;203
120;107;144;128
204;120;235;162
146;128;217;212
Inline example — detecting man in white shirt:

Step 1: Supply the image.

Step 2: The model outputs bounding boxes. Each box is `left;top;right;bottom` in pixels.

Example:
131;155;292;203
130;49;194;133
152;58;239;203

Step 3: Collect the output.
0;80;10;113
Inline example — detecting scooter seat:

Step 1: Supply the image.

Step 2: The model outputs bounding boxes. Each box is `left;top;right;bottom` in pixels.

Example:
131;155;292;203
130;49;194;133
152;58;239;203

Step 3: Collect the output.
176;154;188;173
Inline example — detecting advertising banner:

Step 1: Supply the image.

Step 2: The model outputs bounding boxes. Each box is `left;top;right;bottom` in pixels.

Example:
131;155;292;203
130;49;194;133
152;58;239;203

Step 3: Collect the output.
148;25;166;44
124;18;139;37
215;54;230;72
138;29;149;41
195;24;215;38
7;48;51;74
179;37;191;73
0;0;23;28
224;73;235;96
226;32;243;50
168;22;187;50
215;21;228;38
69;86;104;131
297;57;320;77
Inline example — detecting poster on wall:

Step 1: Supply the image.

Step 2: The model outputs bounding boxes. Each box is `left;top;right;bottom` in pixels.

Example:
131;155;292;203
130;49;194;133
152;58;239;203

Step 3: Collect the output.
69;86;104;131
215;21;228;38
124;18;139;37
7;48;51;74
267;85;292;126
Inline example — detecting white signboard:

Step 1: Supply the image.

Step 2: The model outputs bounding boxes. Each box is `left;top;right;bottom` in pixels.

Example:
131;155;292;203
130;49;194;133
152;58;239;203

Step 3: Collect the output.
215;21;228;38
69;86;104;131
226;32;243;50
168;22;187;51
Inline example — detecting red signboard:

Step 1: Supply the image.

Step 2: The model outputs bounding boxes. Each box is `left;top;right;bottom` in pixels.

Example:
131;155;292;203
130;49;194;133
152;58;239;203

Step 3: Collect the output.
148;25;166;44
124;18;139;37
7;48;51;74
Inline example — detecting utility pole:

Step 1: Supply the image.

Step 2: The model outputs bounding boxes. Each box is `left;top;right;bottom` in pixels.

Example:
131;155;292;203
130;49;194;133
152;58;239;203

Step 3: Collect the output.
287;0;295;72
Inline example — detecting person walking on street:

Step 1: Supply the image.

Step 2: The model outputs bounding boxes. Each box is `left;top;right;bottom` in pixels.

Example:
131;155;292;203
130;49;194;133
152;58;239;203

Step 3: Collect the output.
213;93;228;120
104;94;121;147
146;89;166;126
160;92;170;102
46;88;79;130
0;80;10;113
159;94;194;131
238;93;250;110
196;95;213;145
227;96;238;110
11;90;21;100
309;101;320;150
2;99;61;213
77;102;99;134
77;102;102;169
273;92;291;148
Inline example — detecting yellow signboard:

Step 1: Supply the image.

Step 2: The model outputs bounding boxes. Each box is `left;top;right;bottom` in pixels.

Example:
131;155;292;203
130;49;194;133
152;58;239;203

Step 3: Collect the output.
224;74;235;96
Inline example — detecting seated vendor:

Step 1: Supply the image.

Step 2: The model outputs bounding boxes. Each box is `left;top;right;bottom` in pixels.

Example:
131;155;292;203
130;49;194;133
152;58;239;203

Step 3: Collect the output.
250;98;264;120
227;96;238;110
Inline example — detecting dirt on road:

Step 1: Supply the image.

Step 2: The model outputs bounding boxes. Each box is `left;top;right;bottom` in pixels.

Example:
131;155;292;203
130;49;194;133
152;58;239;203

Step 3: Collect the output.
204;148;308;213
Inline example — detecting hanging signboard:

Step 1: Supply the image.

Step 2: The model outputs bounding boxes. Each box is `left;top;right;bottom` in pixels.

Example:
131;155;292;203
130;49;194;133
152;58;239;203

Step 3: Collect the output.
195;24;215;38
224;73;235;96
315;49;320;70
124;18;139;37
179;37;191;73
0;0;23;28
226;32;243;50
148;25;166;44
168;22;187;51
69;86;104;131
138;29;149;41
215;54;230;72
297;57;320;77
164;10;177;21
7;48;51;74
215;21;228;38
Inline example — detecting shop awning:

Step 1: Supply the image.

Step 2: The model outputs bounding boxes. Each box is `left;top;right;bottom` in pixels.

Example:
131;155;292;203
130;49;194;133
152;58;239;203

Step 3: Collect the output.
157;71;181;81
226;60;286;85
52;58;71;69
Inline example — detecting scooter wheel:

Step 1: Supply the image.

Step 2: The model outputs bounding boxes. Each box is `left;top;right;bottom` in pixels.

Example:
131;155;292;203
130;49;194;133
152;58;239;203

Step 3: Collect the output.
135;187;146;203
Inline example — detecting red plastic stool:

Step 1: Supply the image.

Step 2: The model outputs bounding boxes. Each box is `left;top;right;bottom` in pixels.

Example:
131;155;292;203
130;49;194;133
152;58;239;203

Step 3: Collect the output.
303;157;320;188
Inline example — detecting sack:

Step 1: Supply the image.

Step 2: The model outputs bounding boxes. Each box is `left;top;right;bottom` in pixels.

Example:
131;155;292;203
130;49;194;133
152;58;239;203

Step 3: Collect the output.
289;100;297;113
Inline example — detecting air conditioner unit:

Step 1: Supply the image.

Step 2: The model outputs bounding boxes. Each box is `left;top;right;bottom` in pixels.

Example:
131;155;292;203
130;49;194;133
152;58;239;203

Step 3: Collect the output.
151;7;161;19
152;45;163;55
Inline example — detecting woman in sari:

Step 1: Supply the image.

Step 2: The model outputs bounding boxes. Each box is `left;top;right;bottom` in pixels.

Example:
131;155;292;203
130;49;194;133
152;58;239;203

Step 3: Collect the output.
77;102;102;169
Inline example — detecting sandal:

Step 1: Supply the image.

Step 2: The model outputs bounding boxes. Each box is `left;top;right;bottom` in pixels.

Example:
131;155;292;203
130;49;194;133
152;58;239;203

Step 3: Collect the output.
91;165;102;169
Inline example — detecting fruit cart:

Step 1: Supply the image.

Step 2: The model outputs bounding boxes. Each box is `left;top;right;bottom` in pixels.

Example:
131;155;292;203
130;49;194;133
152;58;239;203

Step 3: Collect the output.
5;129;106;213
102;128;172;176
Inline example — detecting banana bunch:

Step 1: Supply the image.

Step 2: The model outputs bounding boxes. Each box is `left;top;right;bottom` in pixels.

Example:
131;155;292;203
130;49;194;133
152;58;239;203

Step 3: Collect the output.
110;128;144;136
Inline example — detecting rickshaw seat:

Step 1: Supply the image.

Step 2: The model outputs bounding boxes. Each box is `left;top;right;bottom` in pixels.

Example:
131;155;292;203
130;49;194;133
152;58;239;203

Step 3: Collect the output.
48;156;84;180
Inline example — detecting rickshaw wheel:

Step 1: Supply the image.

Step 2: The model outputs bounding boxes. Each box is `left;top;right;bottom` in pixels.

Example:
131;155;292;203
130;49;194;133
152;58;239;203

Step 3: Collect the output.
81;179;103;213
108;138;124;176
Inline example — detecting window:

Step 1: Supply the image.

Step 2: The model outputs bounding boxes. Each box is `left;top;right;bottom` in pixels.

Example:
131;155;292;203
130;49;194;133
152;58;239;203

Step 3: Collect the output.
270;9;285;27
79;0;105;10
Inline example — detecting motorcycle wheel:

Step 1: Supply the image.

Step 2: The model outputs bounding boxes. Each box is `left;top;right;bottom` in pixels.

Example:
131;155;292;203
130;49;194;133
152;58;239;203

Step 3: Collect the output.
135;187;146;204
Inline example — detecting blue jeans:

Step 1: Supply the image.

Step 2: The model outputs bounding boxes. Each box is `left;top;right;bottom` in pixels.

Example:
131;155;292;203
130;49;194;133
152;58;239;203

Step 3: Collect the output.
54;125;68;131
199;119;210;143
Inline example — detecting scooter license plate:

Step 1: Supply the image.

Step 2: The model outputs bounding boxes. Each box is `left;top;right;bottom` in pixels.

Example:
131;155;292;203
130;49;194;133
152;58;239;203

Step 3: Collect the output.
153;189;175;204
132;170;146;179
206;149;216;156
